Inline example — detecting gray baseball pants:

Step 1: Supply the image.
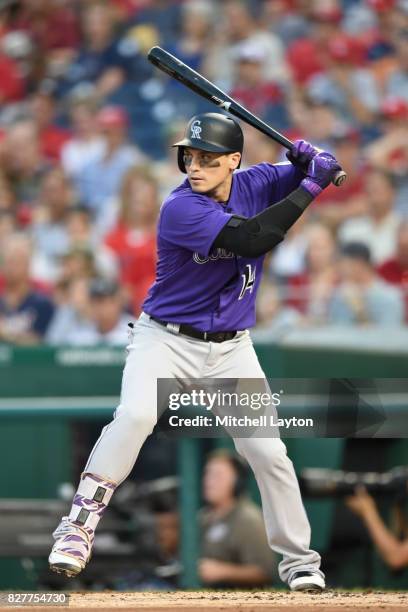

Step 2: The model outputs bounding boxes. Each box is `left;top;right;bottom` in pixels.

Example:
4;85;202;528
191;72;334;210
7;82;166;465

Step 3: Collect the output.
83;312;323;584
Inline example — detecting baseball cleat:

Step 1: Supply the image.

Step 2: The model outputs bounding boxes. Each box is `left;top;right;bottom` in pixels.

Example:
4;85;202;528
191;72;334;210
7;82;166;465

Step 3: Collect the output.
289;571;325;592
49;516;94;578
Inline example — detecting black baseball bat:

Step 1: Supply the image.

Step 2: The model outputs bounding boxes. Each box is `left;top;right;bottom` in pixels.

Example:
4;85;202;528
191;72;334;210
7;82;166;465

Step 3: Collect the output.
147;46;347;187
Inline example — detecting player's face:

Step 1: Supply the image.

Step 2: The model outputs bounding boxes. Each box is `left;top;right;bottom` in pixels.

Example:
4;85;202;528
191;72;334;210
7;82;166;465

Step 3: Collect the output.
184;147;240;194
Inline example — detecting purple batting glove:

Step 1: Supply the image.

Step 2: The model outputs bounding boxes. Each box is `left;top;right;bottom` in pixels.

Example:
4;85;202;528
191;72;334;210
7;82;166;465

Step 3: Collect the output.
301;152;342;197
286;139;320;172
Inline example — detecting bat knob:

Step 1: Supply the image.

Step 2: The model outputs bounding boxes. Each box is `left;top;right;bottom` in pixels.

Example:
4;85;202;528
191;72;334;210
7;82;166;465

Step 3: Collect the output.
333;170;347;187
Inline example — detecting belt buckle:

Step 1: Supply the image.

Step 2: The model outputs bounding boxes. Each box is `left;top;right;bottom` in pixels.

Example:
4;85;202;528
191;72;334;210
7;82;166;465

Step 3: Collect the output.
167;322;180;334
212;332;225;343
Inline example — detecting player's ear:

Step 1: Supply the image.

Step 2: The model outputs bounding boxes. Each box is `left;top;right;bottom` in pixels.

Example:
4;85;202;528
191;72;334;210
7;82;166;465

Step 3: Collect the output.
229;152;241;171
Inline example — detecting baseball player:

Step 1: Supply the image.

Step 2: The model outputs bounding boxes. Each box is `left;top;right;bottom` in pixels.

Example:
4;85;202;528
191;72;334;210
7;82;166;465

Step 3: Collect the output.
49;112;341;591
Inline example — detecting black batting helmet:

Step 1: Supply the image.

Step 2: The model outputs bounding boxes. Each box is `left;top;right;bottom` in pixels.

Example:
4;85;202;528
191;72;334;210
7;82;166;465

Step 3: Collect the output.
172;112;244;173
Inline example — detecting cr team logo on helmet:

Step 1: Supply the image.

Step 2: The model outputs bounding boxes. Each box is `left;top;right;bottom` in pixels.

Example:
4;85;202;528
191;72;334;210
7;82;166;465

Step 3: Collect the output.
190;119;202;140
172;112;244;173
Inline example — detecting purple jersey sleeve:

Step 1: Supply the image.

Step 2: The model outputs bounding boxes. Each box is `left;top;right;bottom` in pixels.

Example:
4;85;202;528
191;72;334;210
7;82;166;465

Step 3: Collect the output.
160;193;232;257
241;162;304;212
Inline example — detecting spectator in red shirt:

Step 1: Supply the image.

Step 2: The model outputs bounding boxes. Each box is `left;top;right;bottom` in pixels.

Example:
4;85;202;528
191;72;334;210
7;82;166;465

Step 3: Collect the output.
0;49;25;103
230;43;287;129
377;220;408;321
366;97;408;214
30;85;71;162
286;2;343;85
314;127;368;228
9;0;80;78
105;166;158;315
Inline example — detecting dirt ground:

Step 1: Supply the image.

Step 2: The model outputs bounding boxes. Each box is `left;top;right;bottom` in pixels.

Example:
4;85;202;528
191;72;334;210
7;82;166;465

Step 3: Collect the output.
1;590;407;612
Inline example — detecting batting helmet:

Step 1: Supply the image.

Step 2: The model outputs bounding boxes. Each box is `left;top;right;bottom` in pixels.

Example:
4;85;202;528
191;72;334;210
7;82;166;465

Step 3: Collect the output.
172;112;244;173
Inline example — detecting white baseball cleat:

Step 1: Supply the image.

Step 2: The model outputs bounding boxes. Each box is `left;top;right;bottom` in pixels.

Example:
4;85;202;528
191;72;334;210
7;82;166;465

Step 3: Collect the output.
289;571;326;592
49;516;94;578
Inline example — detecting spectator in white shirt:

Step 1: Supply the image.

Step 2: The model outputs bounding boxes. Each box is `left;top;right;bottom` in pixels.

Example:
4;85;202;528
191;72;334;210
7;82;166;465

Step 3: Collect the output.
328;242;404;326
339;169;401;265
61;89;105;182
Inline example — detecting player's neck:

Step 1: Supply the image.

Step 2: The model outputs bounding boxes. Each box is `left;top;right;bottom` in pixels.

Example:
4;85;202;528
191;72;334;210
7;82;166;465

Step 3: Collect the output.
206;174;233;205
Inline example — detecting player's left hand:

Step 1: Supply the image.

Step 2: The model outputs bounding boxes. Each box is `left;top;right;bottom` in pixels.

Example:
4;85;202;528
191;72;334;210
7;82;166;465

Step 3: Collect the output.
286;139;320;172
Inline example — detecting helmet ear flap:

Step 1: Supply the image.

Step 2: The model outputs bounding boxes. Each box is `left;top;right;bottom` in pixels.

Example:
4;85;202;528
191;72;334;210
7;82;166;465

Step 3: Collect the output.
178;147;186;173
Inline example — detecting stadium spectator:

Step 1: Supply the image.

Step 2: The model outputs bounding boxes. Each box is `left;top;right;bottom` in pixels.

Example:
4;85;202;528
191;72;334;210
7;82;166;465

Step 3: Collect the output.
86;277;130;345
0;169;16;213
8;0;80;60
165;0;215;74
4;119;50;209
360;0;400;61
366;97;408;215
314;127;368;228
229;43;288;129
45;277;94;346
60;88;105;182
328;242;404;326
377;220;408;321
198;449;277;588
339;169;401;265
58;246;97;287
105;166;158;315
384;23;408;100
29;85;71;162
75;105;146;236
66;205;118;281
59;0;135;100
286;223;338;324
253;280;302;338
286;1;343;85
204;0;287;90
240;124;279;168
0;35;26;104
0;233;54;344
30;167;75;284
345;485;408;570
48;276;130;346
307;32;380;127
285;97;339;152
268;210;310;281
261;0;312;46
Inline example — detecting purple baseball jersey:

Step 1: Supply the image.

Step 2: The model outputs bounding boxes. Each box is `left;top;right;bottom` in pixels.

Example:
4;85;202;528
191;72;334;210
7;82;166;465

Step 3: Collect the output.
142;162;303;331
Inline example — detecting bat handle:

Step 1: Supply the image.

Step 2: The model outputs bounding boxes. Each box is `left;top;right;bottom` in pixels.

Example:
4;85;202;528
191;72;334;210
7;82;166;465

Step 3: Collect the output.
332;170;347;187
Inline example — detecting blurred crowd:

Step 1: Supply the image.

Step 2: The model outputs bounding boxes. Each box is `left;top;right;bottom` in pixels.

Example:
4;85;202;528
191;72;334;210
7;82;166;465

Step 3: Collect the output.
0;0;407;345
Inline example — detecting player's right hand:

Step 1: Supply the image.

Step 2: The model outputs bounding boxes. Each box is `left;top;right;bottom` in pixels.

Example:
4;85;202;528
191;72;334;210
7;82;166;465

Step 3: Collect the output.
300;152;342;197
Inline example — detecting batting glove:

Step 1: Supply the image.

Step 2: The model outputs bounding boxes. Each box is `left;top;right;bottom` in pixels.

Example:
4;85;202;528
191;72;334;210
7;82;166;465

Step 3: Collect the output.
301;152;342;197
286;139;320;172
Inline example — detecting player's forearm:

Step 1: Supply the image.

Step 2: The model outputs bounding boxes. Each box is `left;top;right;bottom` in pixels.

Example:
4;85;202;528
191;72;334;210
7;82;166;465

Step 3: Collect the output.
212;186;313;258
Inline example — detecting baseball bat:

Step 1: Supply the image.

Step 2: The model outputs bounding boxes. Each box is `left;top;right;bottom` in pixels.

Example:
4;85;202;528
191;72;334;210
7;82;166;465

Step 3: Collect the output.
147;46;347;187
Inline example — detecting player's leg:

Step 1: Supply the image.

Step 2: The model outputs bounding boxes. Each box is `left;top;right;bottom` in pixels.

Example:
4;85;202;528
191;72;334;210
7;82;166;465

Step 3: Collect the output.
49;315;207;576
208;332;324;589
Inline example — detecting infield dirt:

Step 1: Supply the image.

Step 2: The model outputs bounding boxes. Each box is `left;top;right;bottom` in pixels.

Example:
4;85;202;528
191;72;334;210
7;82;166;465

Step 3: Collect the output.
1;590;408;612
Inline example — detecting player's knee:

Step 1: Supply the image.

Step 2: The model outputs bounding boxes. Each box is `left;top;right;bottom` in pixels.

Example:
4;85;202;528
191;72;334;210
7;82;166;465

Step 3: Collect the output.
117;403;157;435
238;438;289;471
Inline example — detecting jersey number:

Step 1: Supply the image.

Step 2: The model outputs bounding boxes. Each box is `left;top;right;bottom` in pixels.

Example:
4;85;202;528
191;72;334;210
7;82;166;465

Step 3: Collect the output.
239;264;256;300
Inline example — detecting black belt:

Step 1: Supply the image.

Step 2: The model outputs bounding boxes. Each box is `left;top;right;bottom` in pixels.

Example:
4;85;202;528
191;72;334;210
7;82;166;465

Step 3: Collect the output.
148;315;238;343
